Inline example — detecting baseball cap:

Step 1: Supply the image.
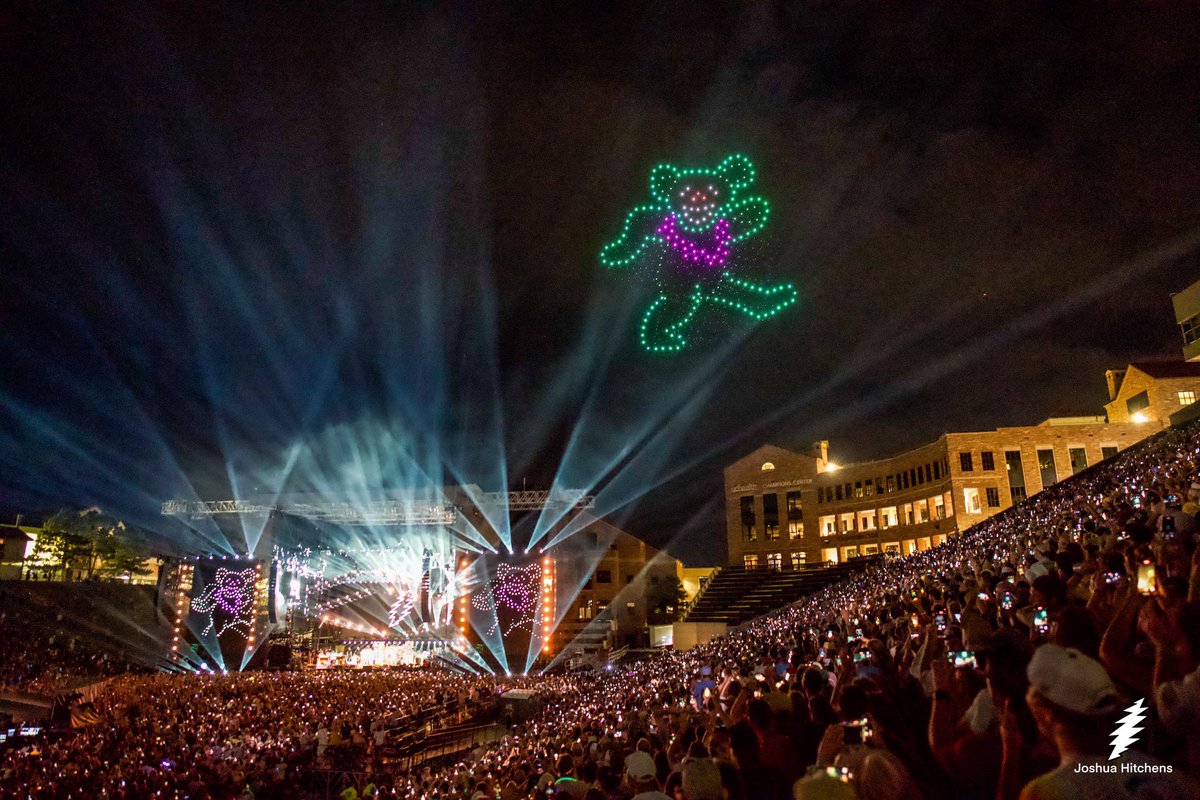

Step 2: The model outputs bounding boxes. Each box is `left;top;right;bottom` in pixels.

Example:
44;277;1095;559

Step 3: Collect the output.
1026;644;1122;716
552;778;589;799
682;758;723;800
625;750;656;781
1024;560;1051;583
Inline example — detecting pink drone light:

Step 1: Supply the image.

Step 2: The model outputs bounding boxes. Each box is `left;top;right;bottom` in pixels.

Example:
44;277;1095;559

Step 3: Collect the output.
656;214;731;267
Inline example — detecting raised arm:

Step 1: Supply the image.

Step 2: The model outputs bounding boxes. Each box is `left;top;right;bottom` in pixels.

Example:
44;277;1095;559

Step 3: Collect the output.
599;204;666;268
726;195;770;242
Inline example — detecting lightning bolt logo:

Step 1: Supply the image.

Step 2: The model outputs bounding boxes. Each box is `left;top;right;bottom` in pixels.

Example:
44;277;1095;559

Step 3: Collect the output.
1109;697;1147;760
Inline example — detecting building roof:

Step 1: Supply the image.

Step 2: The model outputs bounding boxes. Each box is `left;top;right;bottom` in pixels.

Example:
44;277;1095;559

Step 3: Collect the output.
1128;361;1200;379
0;524;32;542
725;443;809;472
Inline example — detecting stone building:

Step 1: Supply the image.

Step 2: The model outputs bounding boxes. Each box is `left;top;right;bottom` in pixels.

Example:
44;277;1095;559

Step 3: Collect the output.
724;365;1175;568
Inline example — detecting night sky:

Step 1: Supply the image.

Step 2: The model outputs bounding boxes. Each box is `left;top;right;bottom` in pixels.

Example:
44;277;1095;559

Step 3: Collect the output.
1;3;1198;564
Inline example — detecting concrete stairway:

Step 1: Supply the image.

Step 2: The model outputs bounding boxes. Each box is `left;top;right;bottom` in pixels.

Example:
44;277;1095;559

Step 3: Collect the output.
683;558;880;625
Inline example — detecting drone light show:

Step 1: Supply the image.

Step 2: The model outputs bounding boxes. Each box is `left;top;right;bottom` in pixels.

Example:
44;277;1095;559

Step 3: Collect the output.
599;153;798;352
191;566;258;637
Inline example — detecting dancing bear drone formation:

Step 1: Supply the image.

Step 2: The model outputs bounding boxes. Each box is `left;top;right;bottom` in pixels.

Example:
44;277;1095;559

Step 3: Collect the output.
190;567;257;637
599;153;797;352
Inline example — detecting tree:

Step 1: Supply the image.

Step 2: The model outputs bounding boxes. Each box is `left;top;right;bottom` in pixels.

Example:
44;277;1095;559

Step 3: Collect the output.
31;509;95;579
95;532;150;581
646;574;689;620
31;508;146;580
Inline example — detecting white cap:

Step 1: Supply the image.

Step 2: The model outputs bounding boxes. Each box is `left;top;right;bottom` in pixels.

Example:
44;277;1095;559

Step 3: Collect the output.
1027;644;1122;716
625;750;656;780
1024;560;1052;583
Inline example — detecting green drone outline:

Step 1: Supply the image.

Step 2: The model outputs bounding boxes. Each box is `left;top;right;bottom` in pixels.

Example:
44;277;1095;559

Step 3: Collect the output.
599;154;797;352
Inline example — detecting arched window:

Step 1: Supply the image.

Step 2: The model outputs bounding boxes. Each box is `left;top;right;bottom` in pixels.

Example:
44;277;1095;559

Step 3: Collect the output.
761;462;775;471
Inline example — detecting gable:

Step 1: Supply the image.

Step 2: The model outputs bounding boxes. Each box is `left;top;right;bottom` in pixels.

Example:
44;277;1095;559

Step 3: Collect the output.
726;444;806;473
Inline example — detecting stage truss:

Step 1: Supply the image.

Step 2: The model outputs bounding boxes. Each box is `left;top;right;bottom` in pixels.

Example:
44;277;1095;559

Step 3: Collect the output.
162;489;594;525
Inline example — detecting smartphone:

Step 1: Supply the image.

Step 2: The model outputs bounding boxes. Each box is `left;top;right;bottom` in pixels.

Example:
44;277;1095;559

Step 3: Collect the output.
934;611;948;632
950;650;977;669
1104;571;1121;586
1136;562;1157;596
1033;607;1049;635
1001;592;1014;610
852;649;871;664
1162;516;1176;538
977;592;989;601
910;612;919;627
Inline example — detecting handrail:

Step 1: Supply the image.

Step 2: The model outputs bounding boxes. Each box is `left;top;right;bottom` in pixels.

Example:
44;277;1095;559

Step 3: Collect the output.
682;566;722;618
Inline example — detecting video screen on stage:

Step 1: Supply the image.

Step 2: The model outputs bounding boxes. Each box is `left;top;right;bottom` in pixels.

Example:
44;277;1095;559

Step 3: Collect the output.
185;559;265;665
462;551;555;672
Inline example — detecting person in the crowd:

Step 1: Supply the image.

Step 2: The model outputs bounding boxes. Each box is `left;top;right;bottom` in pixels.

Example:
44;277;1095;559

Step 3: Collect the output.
1011;644;1198;799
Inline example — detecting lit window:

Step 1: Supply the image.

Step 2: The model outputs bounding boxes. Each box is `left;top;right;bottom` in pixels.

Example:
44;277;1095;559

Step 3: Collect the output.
1180;391;1197;406
761;462;775;471
788;520;803;539
743;554;759;569
962;488;982;514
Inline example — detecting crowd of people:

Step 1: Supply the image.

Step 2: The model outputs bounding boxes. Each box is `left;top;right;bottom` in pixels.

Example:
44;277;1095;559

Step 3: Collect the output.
0;584;150;695
3;419;1200;799
0;668;491;798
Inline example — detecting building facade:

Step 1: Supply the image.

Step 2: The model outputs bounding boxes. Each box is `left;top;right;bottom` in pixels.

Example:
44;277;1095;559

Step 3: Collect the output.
550;516;680;655
1174;277;1200;363
725;417;1155;568
1104;362;1200;425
